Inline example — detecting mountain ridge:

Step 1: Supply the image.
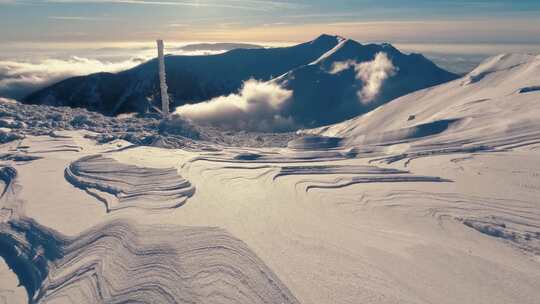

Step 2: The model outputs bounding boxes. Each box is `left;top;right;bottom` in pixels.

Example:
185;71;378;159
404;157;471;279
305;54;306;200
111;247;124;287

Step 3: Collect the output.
23;34;459;129
24;34;343;115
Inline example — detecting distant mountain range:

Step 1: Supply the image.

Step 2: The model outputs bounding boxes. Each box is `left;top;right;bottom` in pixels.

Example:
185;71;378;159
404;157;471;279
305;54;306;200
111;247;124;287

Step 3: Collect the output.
24;35;458;128
177;43;263;52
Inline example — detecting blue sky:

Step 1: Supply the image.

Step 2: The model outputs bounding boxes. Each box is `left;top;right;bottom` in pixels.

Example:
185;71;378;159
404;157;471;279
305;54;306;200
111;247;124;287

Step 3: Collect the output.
1;0;540;43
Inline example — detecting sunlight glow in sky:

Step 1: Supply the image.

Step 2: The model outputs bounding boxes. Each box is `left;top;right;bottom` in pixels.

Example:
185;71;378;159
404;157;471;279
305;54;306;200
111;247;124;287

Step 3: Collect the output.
1;0;540;44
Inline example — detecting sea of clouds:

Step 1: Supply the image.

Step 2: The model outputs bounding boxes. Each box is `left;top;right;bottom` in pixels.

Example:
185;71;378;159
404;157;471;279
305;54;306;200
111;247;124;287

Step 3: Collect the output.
0;44;232;100
0;56;147;99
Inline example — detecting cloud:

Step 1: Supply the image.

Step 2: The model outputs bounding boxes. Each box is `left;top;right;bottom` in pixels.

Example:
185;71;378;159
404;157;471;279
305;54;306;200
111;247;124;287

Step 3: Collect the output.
329;60;356;74
0;56;148;100
174;79;295;132
330;52;397;103
356;53;398;102
0;42;271;100
0;97;18;104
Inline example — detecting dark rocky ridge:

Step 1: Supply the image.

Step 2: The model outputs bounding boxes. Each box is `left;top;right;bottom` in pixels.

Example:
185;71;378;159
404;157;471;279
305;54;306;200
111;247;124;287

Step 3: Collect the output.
24;35;342;115
23;34;459;129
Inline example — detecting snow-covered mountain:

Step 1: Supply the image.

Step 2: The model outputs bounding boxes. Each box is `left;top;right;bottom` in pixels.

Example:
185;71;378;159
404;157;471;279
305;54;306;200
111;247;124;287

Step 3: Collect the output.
23;35;458;128
274;38;457;127
309;53;540;151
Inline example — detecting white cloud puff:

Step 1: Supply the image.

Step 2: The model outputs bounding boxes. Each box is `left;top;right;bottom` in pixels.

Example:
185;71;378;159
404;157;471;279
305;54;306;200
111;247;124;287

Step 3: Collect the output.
330;52;397;103
174;79;295;132
329;59;356;74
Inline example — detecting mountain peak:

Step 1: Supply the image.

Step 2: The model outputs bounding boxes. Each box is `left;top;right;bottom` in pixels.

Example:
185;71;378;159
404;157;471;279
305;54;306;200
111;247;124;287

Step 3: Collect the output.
311;34;345;45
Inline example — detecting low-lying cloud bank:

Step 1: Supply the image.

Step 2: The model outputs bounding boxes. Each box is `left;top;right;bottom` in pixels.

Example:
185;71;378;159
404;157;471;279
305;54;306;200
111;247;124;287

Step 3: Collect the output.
174;79;295;132
330;52;397;103
0;56;146;99
0;43;246;100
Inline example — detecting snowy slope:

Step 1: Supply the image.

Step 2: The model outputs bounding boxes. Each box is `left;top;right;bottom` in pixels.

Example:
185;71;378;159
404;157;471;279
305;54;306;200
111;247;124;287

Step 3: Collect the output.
310;54;540;150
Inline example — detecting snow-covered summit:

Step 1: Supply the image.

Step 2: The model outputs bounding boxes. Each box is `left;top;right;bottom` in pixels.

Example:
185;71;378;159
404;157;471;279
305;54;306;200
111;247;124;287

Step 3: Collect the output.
309;34;346;45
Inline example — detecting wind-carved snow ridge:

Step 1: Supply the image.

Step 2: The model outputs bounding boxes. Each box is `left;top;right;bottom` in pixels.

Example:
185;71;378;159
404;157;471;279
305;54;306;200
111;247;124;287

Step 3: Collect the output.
0;165;19;222
0;218;299;304
0;162;296;303
335;189;540;255
189;145;360;164
303;175;450;192
273;165;407;180
0;166;17;200
0;140;298;303
273;164;451;192
0;219;65;301
65;155;195;212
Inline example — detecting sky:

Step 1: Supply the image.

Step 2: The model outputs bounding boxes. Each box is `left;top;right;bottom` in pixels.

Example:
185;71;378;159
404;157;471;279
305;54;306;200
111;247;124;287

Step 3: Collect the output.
1;0;540;44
